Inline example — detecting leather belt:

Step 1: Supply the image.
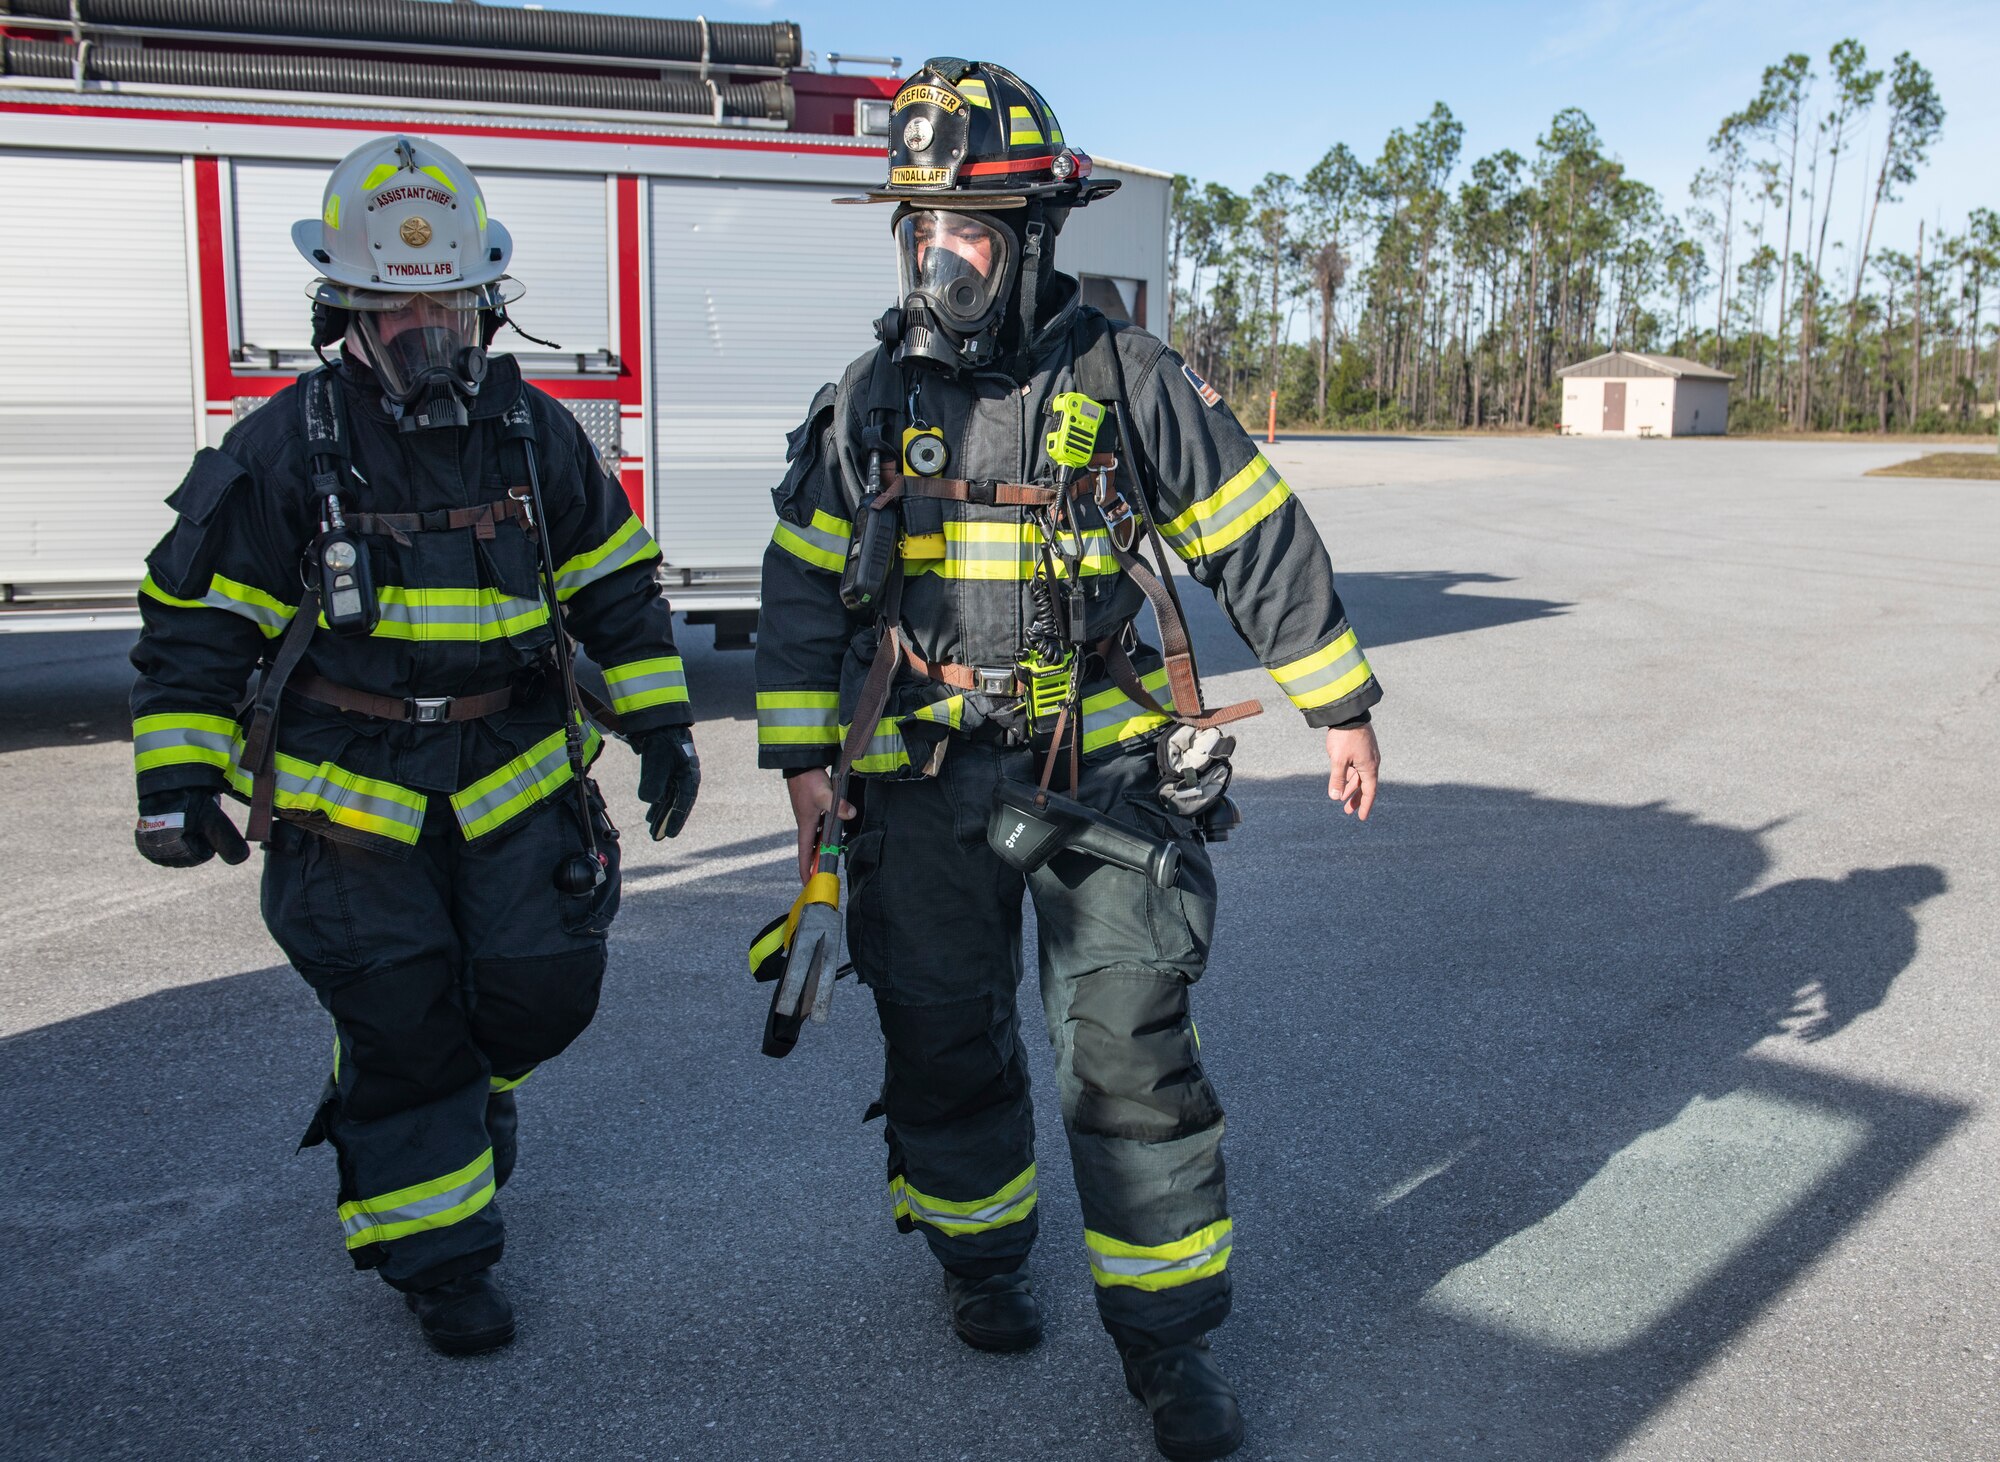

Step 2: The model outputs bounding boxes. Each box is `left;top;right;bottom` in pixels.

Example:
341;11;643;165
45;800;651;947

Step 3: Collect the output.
289;673;515;724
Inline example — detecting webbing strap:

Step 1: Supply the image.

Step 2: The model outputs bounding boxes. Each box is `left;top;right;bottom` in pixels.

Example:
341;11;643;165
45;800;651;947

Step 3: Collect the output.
1101;396;1262;730
836;568;906;783
244;585;322;843
351;498;530;545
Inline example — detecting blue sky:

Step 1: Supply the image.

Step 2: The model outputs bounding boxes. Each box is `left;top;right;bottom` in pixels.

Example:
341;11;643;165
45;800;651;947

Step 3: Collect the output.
554;0;1995;260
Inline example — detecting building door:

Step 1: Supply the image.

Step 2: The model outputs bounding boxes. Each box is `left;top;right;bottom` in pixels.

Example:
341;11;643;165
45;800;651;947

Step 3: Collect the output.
1602;380;1627;433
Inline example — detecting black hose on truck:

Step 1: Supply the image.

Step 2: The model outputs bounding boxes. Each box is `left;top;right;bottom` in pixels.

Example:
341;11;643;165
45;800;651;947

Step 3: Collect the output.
1;0;802;69
0;36;795;121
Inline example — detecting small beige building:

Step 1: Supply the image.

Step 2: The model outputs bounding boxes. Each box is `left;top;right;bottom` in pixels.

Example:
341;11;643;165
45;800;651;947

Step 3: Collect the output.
1557;351;1735;437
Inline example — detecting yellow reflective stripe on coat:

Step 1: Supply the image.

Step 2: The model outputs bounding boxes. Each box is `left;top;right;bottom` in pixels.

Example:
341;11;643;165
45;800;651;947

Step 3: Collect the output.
891;1164;1037;1237
939;520;1117;581
841;717;909;774
140;571;297;638
131;712;240;776
757;689;841;747
1085;1218;1233;1291
450;721;604;841
1270;628;1373;710
349;586;549;642
338;1148;495;1250
555;514;661;601
772;509;853;573
1159;455;1293;561
140;713;429;846
489;1070;533;1094
223;749;429;846
602;655;690;714
1079;666;1173;753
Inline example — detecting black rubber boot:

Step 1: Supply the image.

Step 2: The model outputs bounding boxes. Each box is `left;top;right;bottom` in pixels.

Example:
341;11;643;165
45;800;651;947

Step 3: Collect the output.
486;1090;519;1190
1121;1338;1244;1461
944;1269;1044;1352
404;1267;516;1355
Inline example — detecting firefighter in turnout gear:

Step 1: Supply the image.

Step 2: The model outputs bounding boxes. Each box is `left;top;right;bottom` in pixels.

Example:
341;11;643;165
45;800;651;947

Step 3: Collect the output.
130;136;700;1355
755;61;1381;1461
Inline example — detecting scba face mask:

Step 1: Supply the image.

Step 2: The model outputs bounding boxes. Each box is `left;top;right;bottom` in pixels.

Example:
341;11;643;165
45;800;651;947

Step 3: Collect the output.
891;209;1015;372
327;283;521;429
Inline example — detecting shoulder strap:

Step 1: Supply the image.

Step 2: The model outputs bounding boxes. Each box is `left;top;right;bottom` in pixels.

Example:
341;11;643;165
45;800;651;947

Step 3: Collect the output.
1070;306;1127;404
243;584;323;844
299;365;354;504
500;383;538;445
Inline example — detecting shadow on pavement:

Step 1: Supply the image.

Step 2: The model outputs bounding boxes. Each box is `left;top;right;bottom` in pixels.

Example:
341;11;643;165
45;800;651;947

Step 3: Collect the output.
1187;569;1572;677
0;631;139;755
0;776;1959;1459
0;568;1558;757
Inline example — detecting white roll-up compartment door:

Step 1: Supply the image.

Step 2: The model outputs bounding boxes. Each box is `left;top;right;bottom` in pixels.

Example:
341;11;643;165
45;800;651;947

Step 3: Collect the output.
0;149;195;592
650;179;893;569
232;164;611;357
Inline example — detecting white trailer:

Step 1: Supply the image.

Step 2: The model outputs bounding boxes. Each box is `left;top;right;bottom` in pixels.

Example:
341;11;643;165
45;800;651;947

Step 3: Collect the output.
0;70;1169;641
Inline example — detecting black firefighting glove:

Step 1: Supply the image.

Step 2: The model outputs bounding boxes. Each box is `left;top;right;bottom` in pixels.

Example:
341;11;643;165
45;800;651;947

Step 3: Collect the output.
134;788;251;868
635;727;700;841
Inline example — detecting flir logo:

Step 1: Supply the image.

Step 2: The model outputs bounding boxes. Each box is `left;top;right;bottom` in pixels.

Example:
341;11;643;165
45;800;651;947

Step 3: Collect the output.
1003;819;1026;850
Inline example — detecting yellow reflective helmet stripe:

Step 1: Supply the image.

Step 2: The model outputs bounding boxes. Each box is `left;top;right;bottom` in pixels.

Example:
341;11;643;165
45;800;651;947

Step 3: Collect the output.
957;77;993;109
890;1164;1037;1237
1007;105;1045;147
1159;454;1293;561
323;194;342;229
1270;628;1373;710
420;164;457;194
361;163;398;191
1085;1218;1233;1291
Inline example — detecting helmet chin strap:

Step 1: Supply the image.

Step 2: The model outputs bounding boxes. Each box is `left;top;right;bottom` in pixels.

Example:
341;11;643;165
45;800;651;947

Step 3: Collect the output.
1014;215;1048;356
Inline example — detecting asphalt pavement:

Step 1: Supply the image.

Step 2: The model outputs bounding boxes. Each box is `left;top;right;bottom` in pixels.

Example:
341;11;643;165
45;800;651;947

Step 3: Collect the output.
3;435;1995;1460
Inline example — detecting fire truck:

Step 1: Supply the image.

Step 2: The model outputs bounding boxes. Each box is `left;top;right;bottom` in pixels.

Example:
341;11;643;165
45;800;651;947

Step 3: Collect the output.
0;0;1171;643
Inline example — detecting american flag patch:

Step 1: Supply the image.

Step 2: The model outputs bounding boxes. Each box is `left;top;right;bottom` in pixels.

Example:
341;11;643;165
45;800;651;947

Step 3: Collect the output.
1183;363;1222;408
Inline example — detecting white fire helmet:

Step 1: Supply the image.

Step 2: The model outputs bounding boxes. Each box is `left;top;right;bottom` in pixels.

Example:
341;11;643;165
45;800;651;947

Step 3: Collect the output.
291;134;519;304
293;136;523;413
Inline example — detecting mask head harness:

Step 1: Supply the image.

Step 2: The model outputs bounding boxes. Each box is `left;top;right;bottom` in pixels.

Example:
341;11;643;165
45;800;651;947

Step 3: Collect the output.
836;58;1119;376
291;133;523;430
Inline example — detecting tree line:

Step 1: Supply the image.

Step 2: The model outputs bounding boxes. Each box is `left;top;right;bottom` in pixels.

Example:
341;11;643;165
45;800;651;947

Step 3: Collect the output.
1168;41;1997;434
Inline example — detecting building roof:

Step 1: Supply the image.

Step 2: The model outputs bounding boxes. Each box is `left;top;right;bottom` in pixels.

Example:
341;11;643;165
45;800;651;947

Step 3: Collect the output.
1556;350;1736;382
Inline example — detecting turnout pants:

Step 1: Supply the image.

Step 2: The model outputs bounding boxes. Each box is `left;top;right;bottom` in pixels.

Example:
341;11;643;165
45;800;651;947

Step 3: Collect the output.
847;739;1231;1350
260;790;621;1292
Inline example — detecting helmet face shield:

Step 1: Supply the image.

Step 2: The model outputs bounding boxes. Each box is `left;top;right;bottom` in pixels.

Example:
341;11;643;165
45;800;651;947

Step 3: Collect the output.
341;289;503;408
896;211;1012;329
